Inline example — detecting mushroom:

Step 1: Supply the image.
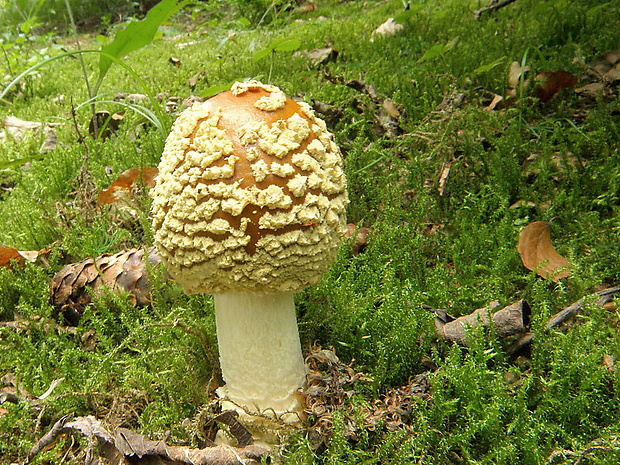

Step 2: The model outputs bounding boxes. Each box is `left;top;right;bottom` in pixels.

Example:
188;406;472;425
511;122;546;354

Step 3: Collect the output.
150;81;348;428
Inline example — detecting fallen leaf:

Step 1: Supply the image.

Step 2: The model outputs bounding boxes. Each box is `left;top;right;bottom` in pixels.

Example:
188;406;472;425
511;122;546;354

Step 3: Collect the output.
574;82;605;97
0;116;61;153
345;224;370;254
370;18;404;41
534;70;578;102
0;246;22;268
88;110;123;139
26;415;268;465
485;93;505;111
97;167;159;206
591;50;620;81
0;246;45;269
188;70;207;89
507;61;529;92
381;98;400;119
296;47;338;67
517;221;571;281
603;354;616;373
114;93;149;104
437;162;451;196
297;2;315;13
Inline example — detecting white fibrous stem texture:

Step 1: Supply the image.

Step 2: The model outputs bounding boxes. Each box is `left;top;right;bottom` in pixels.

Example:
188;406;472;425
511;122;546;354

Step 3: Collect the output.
214;292;306;420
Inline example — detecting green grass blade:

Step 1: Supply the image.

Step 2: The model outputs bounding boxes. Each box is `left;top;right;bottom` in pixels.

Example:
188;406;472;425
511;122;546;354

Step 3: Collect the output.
0;155;44;170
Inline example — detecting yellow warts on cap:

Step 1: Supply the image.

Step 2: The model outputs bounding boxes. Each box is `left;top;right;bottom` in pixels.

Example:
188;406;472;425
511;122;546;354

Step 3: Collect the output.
151;80;348;294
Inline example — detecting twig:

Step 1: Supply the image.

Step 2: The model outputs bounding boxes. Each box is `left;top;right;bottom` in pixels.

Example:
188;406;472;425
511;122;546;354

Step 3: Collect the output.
508;286;620;355
70;98;90;161
24;413;74;465
474;0;519;20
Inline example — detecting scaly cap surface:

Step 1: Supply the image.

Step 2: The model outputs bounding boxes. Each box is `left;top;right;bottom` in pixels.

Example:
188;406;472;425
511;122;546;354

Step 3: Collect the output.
151;81;348;294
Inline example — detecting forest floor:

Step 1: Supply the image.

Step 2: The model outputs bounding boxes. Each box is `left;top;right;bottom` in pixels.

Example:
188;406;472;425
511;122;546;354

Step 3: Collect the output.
1;0;620;463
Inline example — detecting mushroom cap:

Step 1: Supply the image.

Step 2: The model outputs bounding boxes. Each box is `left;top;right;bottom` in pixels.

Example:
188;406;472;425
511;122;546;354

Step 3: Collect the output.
150;81;348;294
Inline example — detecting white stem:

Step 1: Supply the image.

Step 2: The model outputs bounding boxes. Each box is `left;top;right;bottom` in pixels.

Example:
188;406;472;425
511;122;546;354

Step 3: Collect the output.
213;292;307;419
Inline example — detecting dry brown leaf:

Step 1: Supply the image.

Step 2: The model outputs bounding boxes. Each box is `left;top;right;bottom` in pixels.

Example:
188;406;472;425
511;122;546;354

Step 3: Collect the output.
370;18;404;42
188;70;207;89
507;61;529;95
591;51;620;81
603;354;616;373
574;82;605;97
89;110;123;139
381;98;400;119
438;162;451;196
296;47;338;67
0;116;61;153
534;70;578;102
0;246;45;269
296;2;315;13
345;224;370;254
0;246;22;268
517;221;571;281
25;415;267;465
97;167;158;205
485;93;505;111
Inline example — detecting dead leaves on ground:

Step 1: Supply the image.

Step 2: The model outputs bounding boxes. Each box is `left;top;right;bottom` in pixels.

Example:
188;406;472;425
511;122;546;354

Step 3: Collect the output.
486;50;620;109
0;115;61;153
0;246;47;269
517;221;571;281
321;69;403;138
25;414;268;465
97;166;158;207
304;346;429;449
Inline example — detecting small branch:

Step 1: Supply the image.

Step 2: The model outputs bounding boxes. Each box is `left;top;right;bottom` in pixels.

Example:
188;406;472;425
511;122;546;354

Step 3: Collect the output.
474;0;519;20
24;413;74;465
508;286;620;355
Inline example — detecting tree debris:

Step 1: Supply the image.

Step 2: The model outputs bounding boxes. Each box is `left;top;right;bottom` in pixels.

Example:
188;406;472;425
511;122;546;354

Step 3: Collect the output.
303;345;430;448
322;69;402;138
25;415;268;465
432;300;531;346
0;246;46;269
0;115;61;153
370;18;405;42
97;166;158;207
508;286;620;355
474;0;519;20
50;247;161;325
517;221;571;281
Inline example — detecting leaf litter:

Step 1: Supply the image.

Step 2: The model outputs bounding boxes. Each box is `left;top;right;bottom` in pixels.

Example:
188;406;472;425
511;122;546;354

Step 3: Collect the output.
517;221;571;281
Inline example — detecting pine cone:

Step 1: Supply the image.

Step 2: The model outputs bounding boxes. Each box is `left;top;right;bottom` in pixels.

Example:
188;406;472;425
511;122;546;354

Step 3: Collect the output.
50;247;161;325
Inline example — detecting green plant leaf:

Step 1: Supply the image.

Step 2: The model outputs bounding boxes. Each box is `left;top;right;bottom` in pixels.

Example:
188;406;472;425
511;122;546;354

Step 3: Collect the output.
393;5;423;24
418;36;459;63
474;56;506;75
201;81;237;98
272;38;301;52
97;0;184;85
252;47;273;62
0;155;43;170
